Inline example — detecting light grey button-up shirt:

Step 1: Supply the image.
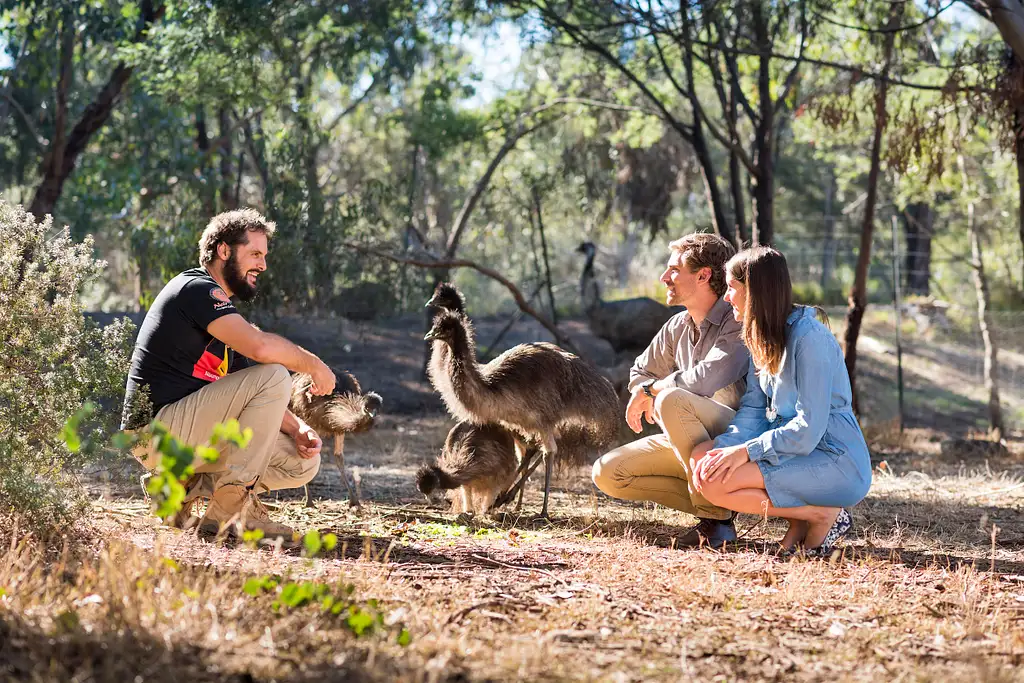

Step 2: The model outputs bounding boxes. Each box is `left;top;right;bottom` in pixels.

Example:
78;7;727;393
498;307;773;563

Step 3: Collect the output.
627;297;750;409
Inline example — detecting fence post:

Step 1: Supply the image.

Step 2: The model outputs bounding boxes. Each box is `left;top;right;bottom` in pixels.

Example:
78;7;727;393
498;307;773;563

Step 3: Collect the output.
890;215;905;433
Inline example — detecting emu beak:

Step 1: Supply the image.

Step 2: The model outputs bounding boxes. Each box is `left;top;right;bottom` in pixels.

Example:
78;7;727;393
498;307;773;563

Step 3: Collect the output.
423;330;438;341
424;298;435;308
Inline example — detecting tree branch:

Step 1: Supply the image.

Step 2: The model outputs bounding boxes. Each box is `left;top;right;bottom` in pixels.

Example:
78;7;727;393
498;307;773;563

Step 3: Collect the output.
530;0;696;143
343;242;581;355
324;75;380;133
445;115;557;257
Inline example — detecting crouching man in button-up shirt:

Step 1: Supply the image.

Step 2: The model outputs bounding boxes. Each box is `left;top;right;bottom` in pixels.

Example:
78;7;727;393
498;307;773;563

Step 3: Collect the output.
591;232;750;547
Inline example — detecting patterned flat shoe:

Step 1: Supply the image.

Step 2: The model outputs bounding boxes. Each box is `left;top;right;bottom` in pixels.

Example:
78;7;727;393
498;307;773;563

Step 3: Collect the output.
805;508;852;558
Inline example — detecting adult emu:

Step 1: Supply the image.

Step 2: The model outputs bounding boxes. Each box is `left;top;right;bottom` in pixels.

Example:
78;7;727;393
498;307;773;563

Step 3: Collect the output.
289;366;382;507
424;307;619;517
576;241;684;353
416;421;519;515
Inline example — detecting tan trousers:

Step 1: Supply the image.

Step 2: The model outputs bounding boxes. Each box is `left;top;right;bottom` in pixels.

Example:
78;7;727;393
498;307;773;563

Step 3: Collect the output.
592;388;737;520
133;363;320;497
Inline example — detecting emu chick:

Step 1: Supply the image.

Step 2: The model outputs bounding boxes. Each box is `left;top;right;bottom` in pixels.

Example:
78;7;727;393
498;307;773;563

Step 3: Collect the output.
289;366;382;506
417;421;519;515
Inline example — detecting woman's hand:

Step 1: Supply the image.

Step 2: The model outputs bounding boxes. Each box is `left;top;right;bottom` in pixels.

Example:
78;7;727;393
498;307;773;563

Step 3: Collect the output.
693;444;750;491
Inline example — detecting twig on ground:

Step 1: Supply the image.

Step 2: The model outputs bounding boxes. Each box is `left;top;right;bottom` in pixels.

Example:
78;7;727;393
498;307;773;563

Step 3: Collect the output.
469;553;568;584
445;598;521;625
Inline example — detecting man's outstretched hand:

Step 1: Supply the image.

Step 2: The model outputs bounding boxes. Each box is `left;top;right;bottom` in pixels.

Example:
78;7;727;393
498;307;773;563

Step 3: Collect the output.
625;389;656;434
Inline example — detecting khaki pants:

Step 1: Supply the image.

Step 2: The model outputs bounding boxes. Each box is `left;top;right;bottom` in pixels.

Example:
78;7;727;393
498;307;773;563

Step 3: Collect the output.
133;363;320;498
592;388;736;520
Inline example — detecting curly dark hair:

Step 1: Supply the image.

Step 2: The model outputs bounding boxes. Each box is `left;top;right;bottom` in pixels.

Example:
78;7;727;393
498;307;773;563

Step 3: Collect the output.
198;208;277;266
668;232;736;297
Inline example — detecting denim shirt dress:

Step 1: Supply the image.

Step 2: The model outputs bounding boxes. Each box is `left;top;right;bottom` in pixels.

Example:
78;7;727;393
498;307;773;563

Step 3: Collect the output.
712;306;873;509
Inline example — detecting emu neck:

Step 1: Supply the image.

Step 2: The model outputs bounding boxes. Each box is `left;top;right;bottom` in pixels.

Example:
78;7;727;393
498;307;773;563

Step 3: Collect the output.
580;253;601;312
442;321;487;402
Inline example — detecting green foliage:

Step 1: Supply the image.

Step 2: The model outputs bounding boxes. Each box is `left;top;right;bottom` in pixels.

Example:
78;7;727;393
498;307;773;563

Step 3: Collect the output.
89;417;250;521
0;201;134;529
242;573;402;640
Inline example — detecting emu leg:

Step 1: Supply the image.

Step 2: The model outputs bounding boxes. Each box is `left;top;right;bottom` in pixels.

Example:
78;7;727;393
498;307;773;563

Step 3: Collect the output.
539;434;558;519
303;484;313;508
513;438;530;511
494;450;543;509
333;433;359;507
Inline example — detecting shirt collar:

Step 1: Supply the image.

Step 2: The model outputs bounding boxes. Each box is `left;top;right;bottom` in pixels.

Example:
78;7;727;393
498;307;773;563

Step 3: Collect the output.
706;296;734;327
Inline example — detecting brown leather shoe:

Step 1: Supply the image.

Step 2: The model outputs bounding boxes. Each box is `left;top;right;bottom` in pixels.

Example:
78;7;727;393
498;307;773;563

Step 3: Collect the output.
198;484;295;540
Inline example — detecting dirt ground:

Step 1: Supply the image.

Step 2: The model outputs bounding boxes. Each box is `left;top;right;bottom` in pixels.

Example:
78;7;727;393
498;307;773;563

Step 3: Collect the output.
7;309;1024;682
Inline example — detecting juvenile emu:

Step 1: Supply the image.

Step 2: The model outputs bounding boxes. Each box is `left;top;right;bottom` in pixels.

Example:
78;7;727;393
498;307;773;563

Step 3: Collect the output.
289;366;382;507
416;421;519;515
425;307;619;517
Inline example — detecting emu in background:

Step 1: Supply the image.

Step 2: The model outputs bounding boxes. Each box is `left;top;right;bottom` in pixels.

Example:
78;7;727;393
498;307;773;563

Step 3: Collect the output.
289;366;382;507
576;241;684;354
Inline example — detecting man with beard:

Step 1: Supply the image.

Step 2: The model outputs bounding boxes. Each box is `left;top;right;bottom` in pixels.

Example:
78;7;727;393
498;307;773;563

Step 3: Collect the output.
591;232;750;547
121;208;336;540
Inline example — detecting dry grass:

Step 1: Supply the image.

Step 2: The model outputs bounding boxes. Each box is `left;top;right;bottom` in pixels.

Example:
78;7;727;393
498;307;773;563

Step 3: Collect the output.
5;417;1024;682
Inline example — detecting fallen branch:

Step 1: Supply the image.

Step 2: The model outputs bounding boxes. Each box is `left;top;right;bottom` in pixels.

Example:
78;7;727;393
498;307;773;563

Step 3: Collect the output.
342;242;582;356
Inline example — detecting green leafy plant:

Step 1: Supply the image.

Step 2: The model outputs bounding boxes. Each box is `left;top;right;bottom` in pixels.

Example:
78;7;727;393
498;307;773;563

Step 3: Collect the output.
0;201;135;530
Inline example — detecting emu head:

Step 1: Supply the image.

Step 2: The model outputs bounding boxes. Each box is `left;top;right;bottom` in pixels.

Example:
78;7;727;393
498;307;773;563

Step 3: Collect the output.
423;309;467;347
425;282;466;315
576;241;596;262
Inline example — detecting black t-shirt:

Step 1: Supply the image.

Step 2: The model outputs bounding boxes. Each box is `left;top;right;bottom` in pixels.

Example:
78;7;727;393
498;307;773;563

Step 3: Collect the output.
120;268;252;429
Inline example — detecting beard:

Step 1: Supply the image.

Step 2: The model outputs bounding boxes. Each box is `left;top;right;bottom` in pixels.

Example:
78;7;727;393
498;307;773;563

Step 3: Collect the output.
224;250;258;302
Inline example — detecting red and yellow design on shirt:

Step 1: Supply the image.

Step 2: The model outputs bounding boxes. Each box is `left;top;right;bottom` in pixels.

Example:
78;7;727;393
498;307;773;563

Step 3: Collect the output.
192;341;230;381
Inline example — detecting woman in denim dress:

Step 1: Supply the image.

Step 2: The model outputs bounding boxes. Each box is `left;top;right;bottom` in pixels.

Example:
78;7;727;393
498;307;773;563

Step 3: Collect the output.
691;246;872;555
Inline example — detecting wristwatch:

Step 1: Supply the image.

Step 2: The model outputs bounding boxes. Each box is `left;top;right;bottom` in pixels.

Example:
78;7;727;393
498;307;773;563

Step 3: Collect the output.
642;380;655;398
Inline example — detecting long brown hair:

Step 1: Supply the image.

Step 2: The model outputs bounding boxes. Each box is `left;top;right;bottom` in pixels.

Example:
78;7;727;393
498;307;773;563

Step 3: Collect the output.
727;247;793;376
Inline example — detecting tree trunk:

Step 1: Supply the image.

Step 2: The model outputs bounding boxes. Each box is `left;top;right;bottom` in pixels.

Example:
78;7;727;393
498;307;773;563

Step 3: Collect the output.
195;106;216;216
902;202;933;296
27;1;165;220
691;127;733;246
1016;107;1024;290
28;13;74;219
821;171;836;289
218;107;236;211
968;201;1005;440
750;2;775;247
843;4;899;414
533;187;558;327
728;80;748;246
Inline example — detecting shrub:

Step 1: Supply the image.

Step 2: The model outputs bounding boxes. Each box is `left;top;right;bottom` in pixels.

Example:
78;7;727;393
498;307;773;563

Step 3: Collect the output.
0;201;134;529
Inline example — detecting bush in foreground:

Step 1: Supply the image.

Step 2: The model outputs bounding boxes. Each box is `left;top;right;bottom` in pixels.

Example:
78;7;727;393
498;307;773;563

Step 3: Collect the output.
0;200;134;529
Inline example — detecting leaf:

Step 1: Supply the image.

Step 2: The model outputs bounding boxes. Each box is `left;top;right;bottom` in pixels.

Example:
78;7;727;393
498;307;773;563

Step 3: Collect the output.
322;533;337;551
397;628;411;646
346;608;376;636
243;578;268;597
303;530;322;557
55;610;80;633
243;529;265;546
161;558;181;572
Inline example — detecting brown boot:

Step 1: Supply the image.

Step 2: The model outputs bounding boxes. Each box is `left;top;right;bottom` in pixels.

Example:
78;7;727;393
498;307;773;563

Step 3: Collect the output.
198;484;295;540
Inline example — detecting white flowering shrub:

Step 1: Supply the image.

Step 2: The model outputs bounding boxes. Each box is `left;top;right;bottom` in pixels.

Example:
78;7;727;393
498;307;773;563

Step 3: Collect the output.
0;201;134;528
